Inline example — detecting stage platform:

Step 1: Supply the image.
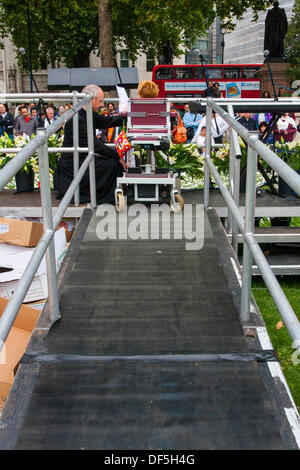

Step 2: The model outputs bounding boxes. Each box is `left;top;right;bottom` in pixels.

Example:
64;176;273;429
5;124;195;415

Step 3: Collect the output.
0;187;300;219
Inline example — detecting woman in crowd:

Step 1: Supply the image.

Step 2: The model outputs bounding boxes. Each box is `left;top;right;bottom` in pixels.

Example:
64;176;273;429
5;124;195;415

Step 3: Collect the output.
258;121;275;144
275;112;297;143
194;126;215;156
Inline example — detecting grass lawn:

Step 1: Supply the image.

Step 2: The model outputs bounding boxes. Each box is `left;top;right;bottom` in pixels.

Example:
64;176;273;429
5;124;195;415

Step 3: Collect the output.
252;213;300;412
252;275;300;413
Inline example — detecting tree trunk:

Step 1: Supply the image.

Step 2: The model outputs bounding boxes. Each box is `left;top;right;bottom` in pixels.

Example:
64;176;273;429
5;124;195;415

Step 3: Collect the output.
98;0;114;68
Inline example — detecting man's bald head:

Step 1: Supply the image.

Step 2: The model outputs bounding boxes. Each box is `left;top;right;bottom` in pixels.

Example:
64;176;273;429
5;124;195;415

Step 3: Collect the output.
82;84;104;112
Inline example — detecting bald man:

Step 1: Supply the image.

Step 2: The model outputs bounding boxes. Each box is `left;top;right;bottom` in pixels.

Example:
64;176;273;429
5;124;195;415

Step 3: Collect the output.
55;84;127;205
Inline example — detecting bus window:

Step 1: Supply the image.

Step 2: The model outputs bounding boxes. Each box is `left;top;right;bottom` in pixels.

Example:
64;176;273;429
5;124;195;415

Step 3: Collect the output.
206;68;223;79
194;67;203;79
155;67;174;79
243;67;260;79
223;67;242;79
174;67;193;79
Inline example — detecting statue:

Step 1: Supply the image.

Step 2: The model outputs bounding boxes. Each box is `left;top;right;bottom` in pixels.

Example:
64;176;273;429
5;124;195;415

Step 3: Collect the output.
162;40;174;65
264;1;288;59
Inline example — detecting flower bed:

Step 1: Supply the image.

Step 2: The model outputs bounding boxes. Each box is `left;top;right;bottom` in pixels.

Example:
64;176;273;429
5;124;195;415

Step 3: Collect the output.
0;132;63;190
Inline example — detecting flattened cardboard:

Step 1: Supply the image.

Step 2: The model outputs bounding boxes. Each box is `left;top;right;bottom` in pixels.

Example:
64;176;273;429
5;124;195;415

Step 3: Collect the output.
0;228;67;302
0;274;48;303
0;298;40;411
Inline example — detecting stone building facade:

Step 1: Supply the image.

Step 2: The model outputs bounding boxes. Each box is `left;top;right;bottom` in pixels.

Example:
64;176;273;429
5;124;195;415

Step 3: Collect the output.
224;0;294;65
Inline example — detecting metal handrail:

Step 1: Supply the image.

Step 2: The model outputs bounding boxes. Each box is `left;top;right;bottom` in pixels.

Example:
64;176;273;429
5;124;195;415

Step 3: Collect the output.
203;97;300;354
0;92;95;352
0;94;299;355
0;94;92;191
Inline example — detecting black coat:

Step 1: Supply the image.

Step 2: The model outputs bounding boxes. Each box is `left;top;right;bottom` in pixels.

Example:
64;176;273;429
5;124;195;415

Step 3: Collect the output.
55;109;124;204
0;111;14;137
239;116;257;132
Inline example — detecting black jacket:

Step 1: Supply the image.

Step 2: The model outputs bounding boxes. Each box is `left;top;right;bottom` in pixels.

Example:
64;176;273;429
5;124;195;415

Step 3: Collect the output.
0;111;14;136
238;116;257;131
63;108;123;162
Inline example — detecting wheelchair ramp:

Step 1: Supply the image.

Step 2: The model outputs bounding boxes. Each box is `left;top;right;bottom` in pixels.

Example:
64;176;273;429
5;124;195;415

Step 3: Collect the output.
0;202;292;450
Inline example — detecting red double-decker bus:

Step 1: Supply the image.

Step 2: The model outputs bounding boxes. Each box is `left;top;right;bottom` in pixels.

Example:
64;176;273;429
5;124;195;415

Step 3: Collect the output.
152;63;263;100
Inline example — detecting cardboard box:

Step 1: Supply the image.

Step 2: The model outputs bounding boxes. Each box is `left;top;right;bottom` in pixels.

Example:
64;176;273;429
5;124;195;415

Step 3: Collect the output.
58;218;76;243
25;217;77;244
0;297;40;412
0;274;49;304
0;228;67;303
0;218;43;247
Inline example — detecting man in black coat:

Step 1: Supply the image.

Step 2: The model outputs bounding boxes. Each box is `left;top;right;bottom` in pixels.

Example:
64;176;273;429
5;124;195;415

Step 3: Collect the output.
0;103;14;140
238;113;257;131
55;84;127;205
203;80;214;98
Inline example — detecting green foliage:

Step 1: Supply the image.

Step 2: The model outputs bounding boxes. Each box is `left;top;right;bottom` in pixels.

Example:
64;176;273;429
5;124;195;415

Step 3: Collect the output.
156;143;204;180
112;0;272;61
211;138;248;175
285;0;300;80
211;138;300;176
275;140;300;171
0;131;63;175
0;0;99;69
252;277;300;411
0;0;272;70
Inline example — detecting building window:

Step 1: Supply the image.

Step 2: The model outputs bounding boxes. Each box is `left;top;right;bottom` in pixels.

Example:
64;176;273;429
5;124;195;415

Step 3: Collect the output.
146;53;155;72
198;39;209;50
120;50;129;68
187;36;210;64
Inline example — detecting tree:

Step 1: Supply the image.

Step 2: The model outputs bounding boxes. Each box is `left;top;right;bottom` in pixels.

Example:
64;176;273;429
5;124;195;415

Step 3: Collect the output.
110;0;215;62
0;0;273;71
109;0;273;63
285;0;300;81
0;0;99;69
99;0;114;67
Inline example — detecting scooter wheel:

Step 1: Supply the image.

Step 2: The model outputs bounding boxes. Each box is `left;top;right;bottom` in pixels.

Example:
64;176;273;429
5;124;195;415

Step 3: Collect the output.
115;192;125;213
170;193;184;213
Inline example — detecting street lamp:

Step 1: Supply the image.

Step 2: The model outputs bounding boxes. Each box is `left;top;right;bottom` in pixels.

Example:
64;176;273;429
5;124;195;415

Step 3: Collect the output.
264;49;278;100
19;47;34;93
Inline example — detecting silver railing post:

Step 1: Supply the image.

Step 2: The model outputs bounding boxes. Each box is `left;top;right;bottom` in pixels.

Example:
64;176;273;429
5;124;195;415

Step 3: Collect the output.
86;97;96;209
204;102;212;210
228;128;235;234
227;104;241;255
37;128;61;323
230;129;239;254
232;140;241;255
73;91;80;207
240;133;258;322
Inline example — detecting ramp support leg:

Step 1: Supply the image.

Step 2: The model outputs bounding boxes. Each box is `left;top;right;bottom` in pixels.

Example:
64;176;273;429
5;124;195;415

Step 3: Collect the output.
240;137;258;322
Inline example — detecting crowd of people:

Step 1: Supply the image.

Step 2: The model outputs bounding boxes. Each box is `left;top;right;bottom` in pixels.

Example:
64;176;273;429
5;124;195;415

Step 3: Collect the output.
181;103;300;149
1;81;299;206
0;101;74;140
0;99;126;148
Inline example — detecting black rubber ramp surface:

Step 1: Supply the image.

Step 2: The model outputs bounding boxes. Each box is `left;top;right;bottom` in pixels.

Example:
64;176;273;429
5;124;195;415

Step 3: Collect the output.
14;208;285;449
